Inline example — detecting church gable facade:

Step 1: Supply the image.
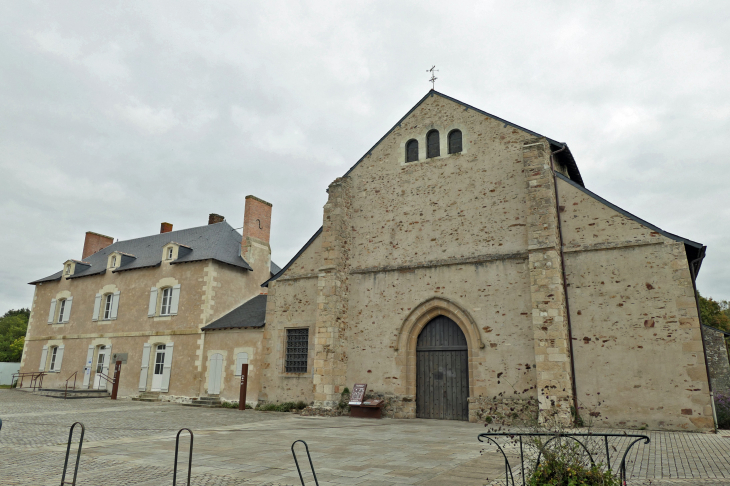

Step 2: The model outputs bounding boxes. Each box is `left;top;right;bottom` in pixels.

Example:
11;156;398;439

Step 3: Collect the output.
261;91;714;430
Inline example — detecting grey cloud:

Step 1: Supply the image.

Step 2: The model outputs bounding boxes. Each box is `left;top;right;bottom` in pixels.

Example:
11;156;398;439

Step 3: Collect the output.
1;0;729;311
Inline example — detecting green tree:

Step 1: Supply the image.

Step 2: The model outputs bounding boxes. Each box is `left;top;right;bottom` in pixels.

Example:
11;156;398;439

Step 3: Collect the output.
699;294;730;332
0;308;30;362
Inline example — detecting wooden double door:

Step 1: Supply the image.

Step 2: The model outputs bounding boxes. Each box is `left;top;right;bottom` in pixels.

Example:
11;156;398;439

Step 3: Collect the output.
416;316;469;421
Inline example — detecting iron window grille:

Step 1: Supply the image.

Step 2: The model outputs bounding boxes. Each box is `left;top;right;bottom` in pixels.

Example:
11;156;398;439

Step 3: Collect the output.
285;328;309;373
406;139;419;162
427;130;440;158
448;129;462;154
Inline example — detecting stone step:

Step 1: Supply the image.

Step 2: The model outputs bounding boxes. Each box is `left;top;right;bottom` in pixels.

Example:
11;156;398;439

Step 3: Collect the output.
181;402;221;408
34;388;110;399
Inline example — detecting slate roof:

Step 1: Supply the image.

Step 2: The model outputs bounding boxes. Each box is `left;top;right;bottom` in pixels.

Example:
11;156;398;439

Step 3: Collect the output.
29;222;255;284
201;294;267;331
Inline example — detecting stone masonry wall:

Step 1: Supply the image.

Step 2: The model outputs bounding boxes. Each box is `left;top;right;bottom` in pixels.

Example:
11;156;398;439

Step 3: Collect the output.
703;325;730;396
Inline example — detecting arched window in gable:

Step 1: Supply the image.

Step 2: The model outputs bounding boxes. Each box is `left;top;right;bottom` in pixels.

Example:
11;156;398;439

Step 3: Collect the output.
448;129;462;154
406;139;419;162
427;130;440;158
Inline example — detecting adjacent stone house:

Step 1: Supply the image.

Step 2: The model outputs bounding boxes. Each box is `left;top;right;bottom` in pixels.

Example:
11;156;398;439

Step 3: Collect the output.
21;196;275;405
258;90;717;430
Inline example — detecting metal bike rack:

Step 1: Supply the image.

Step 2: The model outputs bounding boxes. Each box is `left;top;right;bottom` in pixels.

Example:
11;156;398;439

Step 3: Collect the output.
173;428;194;485
478;432;650;486
60;421;85;486
291;440;319;486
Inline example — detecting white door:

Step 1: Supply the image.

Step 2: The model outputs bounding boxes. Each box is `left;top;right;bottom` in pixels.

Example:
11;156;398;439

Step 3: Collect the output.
92;346;110;389
208;353;223;395
151;344;166;391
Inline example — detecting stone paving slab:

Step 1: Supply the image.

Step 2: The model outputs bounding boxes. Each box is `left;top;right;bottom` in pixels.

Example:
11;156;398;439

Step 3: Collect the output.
3;389;730;485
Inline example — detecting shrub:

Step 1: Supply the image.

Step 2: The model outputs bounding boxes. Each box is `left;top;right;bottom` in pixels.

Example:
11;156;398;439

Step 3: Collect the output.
715;392;730;429
255;401;308;412
220;401;252;409
528;459;620;486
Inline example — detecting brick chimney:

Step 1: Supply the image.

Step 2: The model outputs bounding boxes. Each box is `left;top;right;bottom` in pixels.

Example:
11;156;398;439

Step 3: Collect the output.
160;222;173;234
82;232;114;259
242;196;272;244
208;213;225;225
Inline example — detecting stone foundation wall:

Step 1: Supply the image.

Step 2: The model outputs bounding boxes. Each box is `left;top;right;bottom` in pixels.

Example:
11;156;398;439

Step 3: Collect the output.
468;396;539;425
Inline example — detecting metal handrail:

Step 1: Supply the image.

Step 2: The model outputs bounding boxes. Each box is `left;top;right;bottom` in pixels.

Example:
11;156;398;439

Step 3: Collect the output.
478;432;650;486
64;372;78;399
173;428;194;485
94;371;115;385
61;422;85;485
291;440;319;486
11;371;46;390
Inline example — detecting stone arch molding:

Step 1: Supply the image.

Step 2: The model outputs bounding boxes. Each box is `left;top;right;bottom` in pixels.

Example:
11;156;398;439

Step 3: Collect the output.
395;296;484;404
394;296;484;352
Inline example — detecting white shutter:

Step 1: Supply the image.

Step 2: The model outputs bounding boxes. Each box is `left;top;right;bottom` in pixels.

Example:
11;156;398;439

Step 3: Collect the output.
139;343;151;391
235;352;249;376
170;285;181;315
82;345;94;387
103;345;112;390
148;288;158;317
55;345;65;371
110;291;120;320
92;294;101;321
47;300;57;324
62;297;73;323
160;342;174;392
39;345;48;371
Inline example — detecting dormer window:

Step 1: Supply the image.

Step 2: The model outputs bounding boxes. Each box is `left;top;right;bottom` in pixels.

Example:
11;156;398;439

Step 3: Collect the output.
111;256;117;267
65;265;71;275
167;247;174;260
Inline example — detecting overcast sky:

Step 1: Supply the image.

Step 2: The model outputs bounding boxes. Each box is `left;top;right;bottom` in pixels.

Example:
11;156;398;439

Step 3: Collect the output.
1;1;728;312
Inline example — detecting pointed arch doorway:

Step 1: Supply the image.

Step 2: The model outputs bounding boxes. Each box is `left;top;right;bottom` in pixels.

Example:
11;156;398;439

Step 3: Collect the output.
416;315;469;420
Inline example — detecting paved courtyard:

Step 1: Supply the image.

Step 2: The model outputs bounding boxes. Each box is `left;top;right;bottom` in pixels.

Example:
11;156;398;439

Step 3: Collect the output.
2;390;730;485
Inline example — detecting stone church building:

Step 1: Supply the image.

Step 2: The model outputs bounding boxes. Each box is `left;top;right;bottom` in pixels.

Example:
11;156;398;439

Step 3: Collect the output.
21;91;725;430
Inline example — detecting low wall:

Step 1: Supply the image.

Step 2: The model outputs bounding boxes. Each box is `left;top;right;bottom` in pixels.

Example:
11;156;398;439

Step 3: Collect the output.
0;362;21;385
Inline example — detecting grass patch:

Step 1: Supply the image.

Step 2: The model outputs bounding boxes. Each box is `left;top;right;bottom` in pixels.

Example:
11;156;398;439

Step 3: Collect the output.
220;401;252;409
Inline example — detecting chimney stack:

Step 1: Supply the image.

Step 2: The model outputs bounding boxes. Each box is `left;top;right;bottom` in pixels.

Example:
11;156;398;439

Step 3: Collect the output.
160;222;173;233
82;231;114;260
208;213;225;225
242;196;272;244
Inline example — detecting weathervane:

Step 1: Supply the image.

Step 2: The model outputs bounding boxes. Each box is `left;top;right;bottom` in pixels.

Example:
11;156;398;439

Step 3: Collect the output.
427;65;438;89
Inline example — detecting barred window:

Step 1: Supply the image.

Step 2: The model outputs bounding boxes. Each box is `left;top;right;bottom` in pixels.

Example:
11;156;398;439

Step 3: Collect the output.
448;129;462;154
406;139;418;162
426;130;440;158
285;328;309;373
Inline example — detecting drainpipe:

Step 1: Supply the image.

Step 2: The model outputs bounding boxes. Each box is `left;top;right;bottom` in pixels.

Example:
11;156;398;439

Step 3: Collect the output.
549;144;580;425
689;248;717;431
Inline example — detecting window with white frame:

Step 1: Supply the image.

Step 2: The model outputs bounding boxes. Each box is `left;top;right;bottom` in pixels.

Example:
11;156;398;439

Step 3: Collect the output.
57;299;66;323
65;265;71;275
160;288;173;315
167;247;174;260
49;346;59;371
103;294;113;320
111;256;117;267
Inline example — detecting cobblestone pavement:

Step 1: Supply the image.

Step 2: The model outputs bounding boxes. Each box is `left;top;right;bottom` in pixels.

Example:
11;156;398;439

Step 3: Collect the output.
3;390;730;485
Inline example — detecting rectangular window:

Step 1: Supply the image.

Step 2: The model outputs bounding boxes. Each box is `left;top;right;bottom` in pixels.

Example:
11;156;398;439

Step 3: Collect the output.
154;345;166;374
50;347;58;371
57;300;66;323
160;288;172;315
167;247;173;260
285;328;309;373
103;294;113;320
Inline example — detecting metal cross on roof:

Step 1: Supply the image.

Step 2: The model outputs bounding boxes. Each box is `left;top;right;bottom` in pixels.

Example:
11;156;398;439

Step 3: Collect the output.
427;65;438;89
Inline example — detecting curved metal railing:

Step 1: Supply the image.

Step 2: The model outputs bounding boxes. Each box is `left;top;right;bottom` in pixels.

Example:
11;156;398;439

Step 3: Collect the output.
173;428;194;485
61;421;85;485
477;431;650;485
291;440;319;486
